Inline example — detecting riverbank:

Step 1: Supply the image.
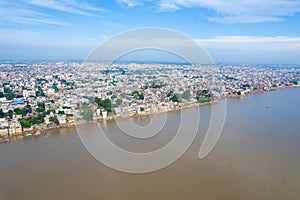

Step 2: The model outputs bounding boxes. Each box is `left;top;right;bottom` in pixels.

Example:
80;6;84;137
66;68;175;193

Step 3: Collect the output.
1;85;299;144
98;84;300;122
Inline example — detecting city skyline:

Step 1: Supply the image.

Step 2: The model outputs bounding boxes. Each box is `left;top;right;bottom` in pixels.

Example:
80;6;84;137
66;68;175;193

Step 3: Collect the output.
0;0;300;64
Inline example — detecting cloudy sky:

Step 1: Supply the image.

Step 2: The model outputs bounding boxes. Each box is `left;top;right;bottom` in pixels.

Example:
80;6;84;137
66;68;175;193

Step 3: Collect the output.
0;0;300;64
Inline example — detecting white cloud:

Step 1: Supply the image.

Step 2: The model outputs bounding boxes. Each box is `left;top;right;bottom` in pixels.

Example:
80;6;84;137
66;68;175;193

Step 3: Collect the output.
0;0;107;26
113;0;300;23
208;16;284;24
14;17;69;26
117;0;141;7
0;1;68;26
157;2;179;11
195;36;300;64
196;35;300;53
26;0;107;16
197;36;300;44
149;0;300;23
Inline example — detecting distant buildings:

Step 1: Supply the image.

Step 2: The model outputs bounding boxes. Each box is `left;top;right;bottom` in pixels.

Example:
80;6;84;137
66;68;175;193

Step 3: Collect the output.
0;61;299;138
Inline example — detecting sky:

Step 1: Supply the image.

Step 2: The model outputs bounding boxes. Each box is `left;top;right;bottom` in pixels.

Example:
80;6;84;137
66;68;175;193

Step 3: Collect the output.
0;0;300;64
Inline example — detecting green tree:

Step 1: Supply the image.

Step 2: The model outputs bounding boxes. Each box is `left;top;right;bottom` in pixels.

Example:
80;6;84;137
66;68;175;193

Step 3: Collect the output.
0;109;4;118
14;107;27;116
36;86;45;97
18;115;45;128
170;95;180;102
81;107;93;121
116;99;122;106
50;117;59;125
52;85;59;92
167;91;173;97
94;97;101;105
182;90;191;100
46;110;55;115
196;90;210;97
58;110;65;115
138;93;144;100
132;90;144;100
292;80;298;85
62;106;71;109
3;87;10;93
18;118;32;128
103;99;112;113
94;97;114;113
196;96;210;103
132;90;139;97
111;95;117;100
5;110;13;119
35;102;45;113
4;88;15;100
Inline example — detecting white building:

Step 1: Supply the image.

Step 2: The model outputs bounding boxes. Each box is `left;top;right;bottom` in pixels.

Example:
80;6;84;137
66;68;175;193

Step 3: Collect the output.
102;111;107;119
23;90;29;98
57;115;67;124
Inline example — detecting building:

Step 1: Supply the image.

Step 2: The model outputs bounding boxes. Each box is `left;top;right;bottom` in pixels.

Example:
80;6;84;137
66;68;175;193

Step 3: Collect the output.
66;114;75;126
57;114;67;124
102;110;107;119
0;118;9;137
8;121;22;136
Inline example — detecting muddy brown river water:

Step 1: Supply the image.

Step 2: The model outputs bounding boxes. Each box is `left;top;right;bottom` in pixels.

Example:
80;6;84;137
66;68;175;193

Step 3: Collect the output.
0;88;300;200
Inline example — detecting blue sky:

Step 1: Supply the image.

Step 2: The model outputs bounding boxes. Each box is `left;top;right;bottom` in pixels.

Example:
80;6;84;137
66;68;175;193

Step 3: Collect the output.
0;0;300;64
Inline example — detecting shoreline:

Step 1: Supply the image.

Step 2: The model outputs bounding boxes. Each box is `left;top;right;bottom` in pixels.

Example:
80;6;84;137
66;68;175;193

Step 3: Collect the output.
96;84;300;122
1;85;299;144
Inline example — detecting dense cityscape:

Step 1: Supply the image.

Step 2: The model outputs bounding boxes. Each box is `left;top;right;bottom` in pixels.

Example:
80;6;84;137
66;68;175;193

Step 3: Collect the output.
0;62;299;142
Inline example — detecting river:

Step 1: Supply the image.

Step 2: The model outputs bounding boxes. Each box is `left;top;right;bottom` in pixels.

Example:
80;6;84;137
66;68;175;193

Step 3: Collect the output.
0;88;300;200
